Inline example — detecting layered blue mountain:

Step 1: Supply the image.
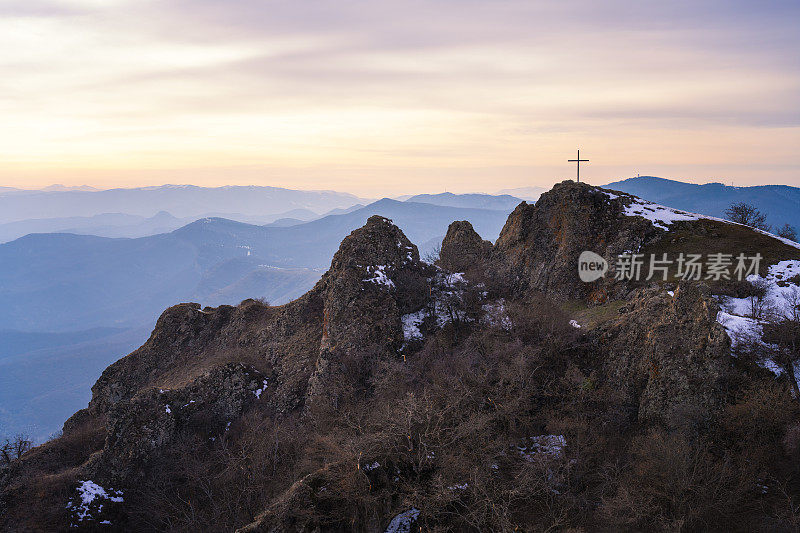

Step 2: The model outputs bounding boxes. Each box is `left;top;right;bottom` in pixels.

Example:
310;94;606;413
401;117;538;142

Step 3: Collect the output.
0;198;513;439
0;184;366;224
405;192;523;211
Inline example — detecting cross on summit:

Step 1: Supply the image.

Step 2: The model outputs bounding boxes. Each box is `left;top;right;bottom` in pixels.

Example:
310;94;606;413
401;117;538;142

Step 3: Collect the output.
568;149;589;182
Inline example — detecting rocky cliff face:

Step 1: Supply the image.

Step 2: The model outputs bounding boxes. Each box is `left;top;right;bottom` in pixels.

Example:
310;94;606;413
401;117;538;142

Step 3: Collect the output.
307;215;430;409
493;180;659;301
3;182;800;532
591;282;731;426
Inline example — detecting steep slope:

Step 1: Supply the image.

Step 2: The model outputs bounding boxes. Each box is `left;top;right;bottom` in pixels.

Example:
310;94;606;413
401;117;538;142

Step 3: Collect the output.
3;182;800;532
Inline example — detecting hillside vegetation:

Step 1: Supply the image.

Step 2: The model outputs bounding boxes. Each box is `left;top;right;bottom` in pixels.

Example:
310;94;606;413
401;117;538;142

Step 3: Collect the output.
2;181;799;532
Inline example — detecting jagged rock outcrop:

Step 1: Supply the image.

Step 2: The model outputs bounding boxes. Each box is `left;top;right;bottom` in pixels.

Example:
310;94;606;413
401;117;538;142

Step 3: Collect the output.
85;296;323;419
438;220;492;274
6;185;800;532
591;282;731;426
317;215;428;353
73;216;429;439
306;215;430;408
98;363;267;483
493;180;659;301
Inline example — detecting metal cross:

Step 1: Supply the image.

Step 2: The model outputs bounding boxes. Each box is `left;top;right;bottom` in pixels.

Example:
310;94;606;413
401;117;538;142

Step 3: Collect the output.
568;149;589;182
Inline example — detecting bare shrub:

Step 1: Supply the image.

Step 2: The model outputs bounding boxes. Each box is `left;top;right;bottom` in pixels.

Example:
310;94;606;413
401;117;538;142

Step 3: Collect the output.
724;202;771;232
0;434;32;465
777;223;798;242
746;277;771;320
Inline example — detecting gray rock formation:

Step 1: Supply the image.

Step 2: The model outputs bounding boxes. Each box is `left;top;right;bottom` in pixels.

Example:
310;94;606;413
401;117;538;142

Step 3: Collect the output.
493;180;659;301
591;282;731;426
438;220;492;274
306;215;430;410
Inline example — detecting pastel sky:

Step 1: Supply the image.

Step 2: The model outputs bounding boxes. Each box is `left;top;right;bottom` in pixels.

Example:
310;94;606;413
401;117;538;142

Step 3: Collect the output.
2;0;799;195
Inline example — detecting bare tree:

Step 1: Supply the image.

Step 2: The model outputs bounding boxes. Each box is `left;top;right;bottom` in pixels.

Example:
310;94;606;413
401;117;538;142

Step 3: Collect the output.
777;224;798;242
724;202;771;232
746;278;771;320
0;434;32;465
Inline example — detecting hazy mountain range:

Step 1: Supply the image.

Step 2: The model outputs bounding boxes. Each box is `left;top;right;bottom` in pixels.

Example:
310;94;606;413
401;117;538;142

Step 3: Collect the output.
3;176;799;440
0;184;368;224
0;195;515;439
0;188;526;243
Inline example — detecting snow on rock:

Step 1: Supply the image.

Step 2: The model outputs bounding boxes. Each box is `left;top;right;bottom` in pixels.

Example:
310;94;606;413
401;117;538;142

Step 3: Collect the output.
448;483;469;491
518;435;567;461
401;310;426;341
384;508;420;533
569;320;581;329
363;265;396;288
67;480;123;526
621;197;701;230
444;272;467;285
165;404;171;414
253;379;269;399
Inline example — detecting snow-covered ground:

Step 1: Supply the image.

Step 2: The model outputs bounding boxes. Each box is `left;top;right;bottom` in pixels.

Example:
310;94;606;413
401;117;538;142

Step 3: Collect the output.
67;480;124;526
482;299;513;331
400;271;474;343
621;198;702;230
716;260;800;385
401;310;426;341
518;434;567;461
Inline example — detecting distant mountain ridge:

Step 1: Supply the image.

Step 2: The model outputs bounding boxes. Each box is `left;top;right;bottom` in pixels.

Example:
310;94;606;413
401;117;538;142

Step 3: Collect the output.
604;176;800;231
406;192;523;211
0;184;368;224
0;198;512;438
494;185;546;201
0;208;325;243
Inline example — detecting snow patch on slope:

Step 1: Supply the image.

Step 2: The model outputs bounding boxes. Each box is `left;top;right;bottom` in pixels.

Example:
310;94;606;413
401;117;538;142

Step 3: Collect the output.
716;260;800;386
67;480;123;526
601;189;800;250
385;508;420;533
401;310;426;341
364;265;395;288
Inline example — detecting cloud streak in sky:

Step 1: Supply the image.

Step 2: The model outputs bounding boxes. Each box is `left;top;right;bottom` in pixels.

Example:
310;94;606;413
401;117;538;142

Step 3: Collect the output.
1;0;798;194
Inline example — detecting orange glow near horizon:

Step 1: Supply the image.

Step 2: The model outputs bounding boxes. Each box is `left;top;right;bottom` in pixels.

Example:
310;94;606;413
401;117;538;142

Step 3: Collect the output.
1;1;798;196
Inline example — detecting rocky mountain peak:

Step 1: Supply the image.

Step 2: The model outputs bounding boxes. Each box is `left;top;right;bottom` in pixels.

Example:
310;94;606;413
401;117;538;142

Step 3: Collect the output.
325;215;420;275
438;220;492;273
5;186;800;532
493;180;660;300
307;216;430;409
